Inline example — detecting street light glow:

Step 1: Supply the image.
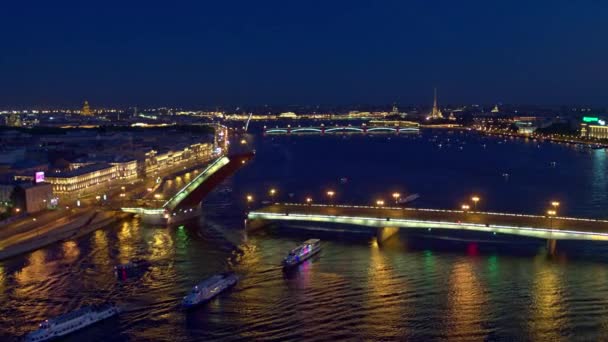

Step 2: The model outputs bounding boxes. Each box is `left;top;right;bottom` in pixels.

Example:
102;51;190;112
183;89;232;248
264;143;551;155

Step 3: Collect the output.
462;204;470;210
376;199;385;206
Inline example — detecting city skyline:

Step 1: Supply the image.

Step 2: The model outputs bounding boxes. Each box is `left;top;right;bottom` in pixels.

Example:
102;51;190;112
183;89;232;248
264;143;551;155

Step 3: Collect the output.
2;1;608;107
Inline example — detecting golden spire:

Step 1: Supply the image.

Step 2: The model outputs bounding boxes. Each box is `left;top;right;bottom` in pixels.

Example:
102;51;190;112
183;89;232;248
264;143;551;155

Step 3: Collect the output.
81;100;92;116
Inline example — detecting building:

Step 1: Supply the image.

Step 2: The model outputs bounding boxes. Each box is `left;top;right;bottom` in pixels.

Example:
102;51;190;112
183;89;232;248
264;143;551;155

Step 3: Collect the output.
278;112;298;119
0;184;15;207
427;88;444;120
144;142;214;175
81;100;93;116
6;113;22;127
45;163;116;193
580;116;608;139
13;182;54;214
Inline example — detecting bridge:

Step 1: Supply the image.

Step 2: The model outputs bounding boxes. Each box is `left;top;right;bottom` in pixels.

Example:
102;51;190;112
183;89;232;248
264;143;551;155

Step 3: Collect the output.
247;203;608;252
264;124;420;135
122;152;253;224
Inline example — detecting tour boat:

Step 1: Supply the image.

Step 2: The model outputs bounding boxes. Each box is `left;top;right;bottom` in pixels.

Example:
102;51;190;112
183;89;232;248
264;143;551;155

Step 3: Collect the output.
282;239;321;268
182;272;238;308
25;303;120;342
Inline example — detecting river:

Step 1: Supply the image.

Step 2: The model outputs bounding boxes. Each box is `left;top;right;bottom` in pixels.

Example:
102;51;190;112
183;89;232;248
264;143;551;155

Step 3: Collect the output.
2;130;608;341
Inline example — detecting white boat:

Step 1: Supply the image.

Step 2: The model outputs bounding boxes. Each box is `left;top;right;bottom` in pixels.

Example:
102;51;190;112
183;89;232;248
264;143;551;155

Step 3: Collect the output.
282;239;321;268
397;193;420;204
182;272;238;308
25;303;120;342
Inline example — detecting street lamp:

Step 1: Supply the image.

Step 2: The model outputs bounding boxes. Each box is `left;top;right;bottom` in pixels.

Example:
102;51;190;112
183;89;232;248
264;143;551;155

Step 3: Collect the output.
376;199;385;207
551;201;560;210
471;196;480;210
326;190;335;205
306;197;312;205
461;204;470;211
392;192;401;205
269;188;277;202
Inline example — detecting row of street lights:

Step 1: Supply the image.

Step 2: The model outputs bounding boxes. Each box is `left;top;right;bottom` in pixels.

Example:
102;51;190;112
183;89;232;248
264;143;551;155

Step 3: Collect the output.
246;189;404;207
245;189;562;226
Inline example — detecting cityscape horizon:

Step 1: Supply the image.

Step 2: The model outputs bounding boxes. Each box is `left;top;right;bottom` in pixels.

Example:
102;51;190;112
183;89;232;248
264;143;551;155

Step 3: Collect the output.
3;1;608;341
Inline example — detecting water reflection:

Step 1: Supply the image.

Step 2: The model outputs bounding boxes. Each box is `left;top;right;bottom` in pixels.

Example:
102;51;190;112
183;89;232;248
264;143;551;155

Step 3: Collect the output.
15;249;50;287
590;149;607;207
149;229;174;261
364;244;404;340
92;229;110;266
447;260;486;340
62;240;80;262
530;265;566;341
117;219;139;261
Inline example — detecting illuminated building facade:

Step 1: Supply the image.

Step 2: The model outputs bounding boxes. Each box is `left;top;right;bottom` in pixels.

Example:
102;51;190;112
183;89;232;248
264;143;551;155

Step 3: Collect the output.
580;116;608;139
81;100;93;116
45;163;116;193
145;142;213;175
427;88;444;120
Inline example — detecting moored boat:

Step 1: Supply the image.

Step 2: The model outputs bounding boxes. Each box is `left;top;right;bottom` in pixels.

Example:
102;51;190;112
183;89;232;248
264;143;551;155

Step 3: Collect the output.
282;239;321;268
114;258;151;272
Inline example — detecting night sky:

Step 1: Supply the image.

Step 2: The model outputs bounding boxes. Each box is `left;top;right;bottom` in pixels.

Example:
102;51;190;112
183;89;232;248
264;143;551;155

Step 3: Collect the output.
2;0;607;107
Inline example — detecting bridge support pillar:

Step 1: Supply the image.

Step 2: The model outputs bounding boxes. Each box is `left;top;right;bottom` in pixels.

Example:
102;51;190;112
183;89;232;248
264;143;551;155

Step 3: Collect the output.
377;227;399;246
546;239;557;256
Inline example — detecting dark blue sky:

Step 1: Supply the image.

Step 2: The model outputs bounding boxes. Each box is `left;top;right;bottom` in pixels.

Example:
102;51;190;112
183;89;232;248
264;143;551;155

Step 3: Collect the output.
1;0;607;107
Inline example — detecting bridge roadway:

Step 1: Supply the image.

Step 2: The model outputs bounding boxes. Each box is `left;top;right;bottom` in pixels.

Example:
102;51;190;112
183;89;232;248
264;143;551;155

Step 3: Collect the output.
247;203;608;241
122;152;254;224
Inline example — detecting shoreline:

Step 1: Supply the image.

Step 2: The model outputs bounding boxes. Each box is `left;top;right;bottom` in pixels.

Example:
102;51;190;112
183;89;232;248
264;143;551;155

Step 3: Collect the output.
0;210;131;261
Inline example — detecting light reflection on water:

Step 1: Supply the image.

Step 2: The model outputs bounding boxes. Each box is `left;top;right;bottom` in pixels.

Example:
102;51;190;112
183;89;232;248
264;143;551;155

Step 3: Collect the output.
530;265;565;341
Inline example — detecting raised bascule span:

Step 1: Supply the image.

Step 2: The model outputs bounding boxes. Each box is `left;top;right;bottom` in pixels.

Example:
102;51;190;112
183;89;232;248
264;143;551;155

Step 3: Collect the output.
123;152;254;225
248;203;608;252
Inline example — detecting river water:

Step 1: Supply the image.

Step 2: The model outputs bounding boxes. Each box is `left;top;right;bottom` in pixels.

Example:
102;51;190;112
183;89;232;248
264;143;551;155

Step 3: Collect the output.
3;130;608;341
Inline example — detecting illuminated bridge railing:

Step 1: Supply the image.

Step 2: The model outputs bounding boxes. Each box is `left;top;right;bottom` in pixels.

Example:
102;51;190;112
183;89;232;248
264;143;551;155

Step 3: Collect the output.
162;156;230;211
248;203;608;241
264;126;420;135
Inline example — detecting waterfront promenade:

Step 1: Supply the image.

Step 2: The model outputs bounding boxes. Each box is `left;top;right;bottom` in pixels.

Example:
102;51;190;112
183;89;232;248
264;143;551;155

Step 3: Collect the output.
248;203;608;241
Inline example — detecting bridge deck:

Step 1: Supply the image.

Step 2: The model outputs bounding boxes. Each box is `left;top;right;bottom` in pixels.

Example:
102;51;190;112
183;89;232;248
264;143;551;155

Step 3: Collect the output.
248;203;608;241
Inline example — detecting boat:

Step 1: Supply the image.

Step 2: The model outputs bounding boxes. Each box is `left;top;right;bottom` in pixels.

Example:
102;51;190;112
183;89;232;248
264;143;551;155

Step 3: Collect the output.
182;272;238;308
114;258;151;272
25;303;120;342
282;239;321;268
397;194;420;204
